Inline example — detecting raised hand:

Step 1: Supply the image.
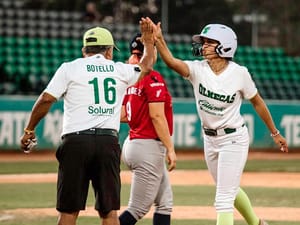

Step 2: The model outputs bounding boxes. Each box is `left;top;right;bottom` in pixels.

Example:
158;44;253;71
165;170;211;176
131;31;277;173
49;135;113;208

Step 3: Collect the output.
142;17;163;43
153;21;163;41
139;17;155;45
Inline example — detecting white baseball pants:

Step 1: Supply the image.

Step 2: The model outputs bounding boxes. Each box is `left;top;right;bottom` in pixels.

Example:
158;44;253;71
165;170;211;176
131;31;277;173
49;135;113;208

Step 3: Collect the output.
203;126;249;212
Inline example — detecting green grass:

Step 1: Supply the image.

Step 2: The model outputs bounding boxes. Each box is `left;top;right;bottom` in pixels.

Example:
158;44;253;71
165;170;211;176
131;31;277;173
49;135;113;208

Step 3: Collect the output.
243;159;300;172
1;159;300;174
0;183;56;209
0;161;58;174
0;182;298;225
176;159;300;172
0;157;299;225
0;184;299;210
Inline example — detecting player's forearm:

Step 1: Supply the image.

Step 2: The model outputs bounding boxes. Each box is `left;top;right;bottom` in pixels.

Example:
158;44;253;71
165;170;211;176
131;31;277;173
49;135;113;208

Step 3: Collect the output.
152;115;177;171
25;92;56;130
156;37;189;77
139;41;154;74
120;106;128;123
120;117;128;123
139;17;155;75
151;115;174;151
256;106;277;133
251;94;277;134
156;37;176;69
137;41;155;82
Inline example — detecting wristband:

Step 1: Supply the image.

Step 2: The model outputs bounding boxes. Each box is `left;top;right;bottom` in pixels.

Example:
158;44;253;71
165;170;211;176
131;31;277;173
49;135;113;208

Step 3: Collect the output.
270;130;280;137
24;128;35;135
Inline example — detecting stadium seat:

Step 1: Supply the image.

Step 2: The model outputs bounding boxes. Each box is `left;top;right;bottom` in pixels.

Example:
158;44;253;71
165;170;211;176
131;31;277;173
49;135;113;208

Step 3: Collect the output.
0;5;299;98
0;82;17;94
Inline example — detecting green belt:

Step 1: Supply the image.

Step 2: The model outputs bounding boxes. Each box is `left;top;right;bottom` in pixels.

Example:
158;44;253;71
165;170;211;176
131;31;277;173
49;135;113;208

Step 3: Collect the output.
203;124;245;136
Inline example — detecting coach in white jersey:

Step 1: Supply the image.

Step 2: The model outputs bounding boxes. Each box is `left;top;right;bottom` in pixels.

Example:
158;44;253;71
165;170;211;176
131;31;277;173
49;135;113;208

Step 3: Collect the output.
148;20;288;225
20;18;155;225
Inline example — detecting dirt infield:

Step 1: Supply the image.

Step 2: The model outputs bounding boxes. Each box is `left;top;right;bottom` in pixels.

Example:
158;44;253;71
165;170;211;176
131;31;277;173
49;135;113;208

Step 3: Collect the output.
1;150;300;222
2;206;300;222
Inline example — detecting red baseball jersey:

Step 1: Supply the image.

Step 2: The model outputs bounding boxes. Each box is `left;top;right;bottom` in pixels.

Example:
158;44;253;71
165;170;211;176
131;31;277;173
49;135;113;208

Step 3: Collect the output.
123;70;173;139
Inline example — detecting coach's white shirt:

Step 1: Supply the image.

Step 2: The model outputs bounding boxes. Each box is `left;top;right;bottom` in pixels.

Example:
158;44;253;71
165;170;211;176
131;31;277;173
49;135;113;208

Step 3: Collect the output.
45;54;141;136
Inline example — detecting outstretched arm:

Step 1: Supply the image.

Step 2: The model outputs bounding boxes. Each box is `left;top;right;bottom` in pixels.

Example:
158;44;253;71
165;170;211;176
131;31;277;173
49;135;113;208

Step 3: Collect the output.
250;93;288;152
138;17;156;77
150;20;190;78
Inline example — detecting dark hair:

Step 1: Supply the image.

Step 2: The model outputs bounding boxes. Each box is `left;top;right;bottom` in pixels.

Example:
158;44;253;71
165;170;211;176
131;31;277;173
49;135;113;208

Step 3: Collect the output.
130;33;144;54
84;45;112;54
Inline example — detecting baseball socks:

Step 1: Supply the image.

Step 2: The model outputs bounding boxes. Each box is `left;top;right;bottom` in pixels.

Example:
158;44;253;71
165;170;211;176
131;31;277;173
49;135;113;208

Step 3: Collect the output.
119;210;137;225
153;213;171;225
234;188;260;225
217;212;233;225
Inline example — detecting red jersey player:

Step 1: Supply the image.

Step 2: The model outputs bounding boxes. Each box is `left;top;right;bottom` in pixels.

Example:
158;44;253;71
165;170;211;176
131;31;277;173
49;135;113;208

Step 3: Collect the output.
119;33;176;225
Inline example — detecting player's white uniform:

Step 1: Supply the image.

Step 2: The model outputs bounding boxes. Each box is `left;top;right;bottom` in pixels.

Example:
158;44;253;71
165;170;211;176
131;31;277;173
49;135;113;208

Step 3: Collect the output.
45;54;141;136
184;59;257;212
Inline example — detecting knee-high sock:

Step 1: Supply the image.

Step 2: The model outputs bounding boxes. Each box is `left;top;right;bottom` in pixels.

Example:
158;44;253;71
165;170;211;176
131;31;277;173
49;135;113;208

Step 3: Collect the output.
153;213;170;225
216;212;233;225
234;188;259;225
119;210;137;225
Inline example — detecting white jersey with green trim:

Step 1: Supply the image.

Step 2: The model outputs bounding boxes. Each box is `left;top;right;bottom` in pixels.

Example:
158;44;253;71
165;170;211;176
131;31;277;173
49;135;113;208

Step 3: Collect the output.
184;60;257;129
45;54;141;136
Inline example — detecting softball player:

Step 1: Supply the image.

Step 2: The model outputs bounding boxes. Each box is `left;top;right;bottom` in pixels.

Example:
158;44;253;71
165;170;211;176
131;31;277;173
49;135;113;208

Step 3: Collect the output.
119;33;176;225
148;19;288;225
20;19;155;225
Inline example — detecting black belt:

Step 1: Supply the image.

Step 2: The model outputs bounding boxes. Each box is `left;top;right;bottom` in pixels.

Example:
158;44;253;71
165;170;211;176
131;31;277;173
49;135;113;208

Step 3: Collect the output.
203;124;245;136
62;128;118;139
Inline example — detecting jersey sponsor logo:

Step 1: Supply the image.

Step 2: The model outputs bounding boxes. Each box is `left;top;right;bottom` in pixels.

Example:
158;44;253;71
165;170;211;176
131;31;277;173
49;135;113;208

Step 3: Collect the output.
198;83;236;103
198;100;225;116
156;89;162;97
88;105;115;115
150;82;164;87
86;64;114;73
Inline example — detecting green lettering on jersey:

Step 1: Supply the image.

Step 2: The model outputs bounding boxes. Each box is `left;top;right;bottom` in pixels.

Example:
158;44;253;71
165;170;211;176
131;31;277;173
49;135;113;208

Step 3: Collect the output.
88;77;117;104
88;105;115;115
198;83;236;103
86;65;114;72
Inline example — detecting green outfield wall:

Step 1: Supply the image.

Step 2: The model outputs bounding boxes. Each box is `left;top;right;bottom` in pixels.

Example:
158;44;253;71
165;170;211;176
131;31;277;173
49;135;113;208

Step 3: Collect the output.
0;96;299;150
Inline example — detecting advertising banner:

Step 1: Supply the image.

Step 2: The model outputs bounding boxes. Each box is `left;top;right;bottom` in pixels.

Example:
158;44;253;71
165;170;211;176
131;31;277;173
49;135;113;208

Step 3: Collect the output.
0;96;299;150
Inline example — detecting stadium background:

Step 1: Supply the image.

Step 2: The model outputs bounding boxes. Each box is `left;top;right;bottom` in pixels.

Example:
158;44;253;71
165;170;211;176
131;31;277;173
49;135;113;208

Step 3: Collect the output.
0;0;300;151
0;1;300;224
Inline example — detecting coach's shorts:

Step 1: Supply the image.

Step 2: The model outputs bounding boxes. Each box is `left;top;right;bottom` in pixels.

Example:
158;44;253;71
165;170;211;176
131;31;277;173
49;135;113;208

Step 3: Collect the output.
55;134;121;214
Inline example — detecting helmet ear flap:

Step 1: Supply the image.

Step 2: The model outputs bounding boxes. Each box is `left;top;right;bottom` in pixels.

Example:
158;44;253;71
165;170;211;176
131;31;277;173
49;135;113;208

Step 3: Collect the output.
215;44;223;56
216;44;233;57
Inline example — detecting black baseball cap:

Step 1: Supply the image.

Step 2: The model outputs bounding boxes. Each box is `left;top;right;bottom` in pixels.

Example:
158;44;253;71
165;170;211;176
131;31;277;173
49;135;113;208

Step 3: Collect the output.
130;33;144;54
